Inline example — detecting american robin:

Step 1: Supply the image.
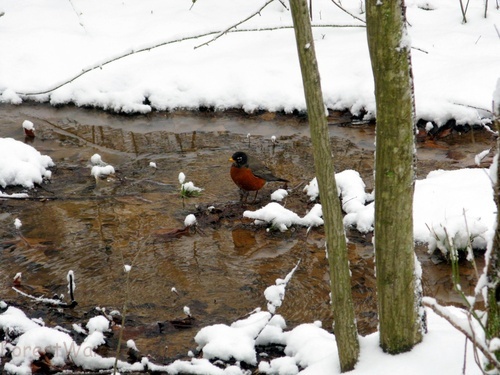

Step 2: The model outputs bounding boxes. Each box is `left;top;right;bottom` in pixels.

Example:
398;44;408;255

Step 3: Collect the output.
229;151;288;203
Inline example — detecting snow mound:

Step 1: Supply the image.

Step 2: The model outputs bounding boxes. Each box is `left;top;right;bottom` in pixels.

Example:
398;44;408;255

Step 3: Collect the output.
0;138;54;188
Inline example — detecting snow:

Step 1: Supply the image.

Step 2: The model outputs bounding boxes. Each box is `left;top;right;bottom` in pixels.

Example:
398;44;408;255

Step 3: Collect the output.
21;120;33;131
67;270;76;295
179;172;186;184
475;149;491;166
264;262;299;313
185;214;198;227
0;138;54;189
414;168;495;253
244;202;305;232
127;339;139;351
0;282;488;375
271;188;289;202
0;0;497;126
244;167;495;255
90;153;104;166
13;218;22;230
0;306;41;337
0;307;144;374
89;153;115;178
86;316;110;334
182;181;203;194
180;172;203;195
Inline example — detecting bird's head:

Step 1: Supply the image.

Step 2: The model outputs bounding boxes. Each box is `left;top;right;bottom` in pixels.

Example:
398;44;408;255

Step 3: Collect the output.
229;151;248;168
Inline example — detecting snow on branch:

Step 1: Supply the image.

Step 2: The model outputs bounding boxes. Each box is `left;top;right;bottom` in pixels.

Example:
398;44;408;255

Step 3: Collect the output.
264;260;300;313
422;297;500;370
12;287;77;308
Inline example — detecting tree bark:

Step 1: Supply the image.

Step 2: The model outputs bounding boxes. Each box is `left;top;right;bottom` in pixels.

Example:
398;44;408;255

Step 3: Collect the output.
289;0;359;371
366;0;423;354
486;87;500;362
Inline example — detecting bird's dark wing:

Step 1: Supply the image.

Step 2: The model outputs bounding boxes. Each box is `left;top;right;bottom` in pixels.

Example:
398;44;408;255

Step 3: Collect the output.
248;160;288;182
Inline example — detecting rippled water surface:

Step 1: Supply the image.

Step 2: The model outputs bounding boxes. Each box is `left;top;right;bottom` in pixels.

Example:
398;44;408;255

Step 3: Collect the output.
0;104;494;362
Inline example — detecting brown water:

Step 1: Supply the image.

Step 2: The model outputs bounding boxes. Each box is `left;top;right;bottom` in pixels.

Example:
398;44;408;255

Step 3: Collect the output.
0;103;494;363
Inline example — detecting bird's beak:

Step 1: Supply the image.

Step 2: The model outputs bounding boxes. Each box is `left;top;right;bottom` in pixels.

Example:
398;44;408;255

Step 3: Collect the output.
229;157;234;162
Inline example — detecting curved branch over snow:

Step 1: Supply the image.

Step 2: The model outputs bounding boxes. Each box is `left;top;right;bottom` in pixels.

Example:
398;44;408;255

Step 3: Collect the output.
15;24;363;97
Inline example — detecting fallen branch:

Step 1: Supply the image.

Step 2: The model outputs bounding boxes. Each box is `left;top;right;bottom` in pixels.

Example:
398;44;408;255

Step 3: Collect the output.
17;24;364;97
12;287;77;308
422;297;500;370
452;101;494;115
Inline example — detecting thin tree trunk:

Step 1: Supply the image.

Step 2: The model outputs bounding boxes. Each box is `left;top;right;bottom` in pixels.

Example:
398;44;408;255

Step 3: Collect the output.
366;0;423;354
289;0;359;371
486;90;500;362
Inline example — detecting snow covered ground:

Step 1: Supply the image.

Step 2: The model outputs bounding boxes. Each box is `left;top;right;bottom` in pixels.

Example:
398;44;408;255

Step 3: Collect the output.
0;0;498;126
0;269;488;374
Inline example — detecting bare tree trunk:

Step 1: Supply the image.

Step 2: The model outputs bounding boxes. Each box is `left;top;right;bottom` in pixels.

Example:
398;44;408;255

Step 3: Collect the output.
289;0;359;371
365;0;423;354
486;87;500;363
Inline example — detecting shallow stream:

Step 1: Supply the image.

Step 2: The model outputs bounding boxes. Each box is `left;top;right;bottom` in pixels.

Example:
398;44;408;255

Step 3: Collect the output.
0;103;494;363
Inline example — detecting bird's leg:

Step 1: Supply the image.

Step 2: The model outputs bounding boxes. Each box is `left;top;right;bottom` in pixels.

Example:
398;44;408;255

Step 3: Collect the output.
250;190;259;204
240;189;249;203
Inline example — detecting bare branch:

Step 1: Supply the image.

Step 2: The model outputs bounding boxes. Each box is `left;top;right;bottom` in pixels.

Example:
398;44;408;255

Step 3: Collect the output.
422;297;500;370
17;24;364;97
329;0;366;24
17;31;220;96
68;0;87;33
194;0;276;49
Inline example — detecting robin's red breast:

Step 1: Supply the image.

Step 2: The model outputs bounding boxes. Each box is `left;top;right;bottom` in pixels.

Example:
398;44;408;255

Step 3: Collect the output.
229;151;288;202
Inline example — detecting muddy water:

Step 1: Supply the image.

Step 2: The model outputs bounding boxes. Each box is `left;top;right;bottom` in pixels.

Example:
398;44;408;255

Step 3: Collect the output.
0;103;495;363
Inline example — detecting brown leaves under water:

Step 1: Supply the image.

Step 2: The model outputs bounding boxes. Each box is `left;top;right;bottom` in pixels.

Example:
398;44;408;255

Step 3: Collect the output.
152;227;192;240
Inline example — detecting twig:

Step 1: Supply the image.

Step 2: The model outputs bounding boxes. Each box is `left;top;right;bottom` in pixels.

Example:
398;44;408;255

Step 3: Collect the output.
463;209;480;280
466;309;489;375
68;0;87;33
462;336;468;375
67;270;76;303
411;46;429;54
278;0;289;10
253;260;301;341
452;101;494;115
329;0;366;24
12;287;77;308
459;0;471;23
194;0;276;49
112;241;147;374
